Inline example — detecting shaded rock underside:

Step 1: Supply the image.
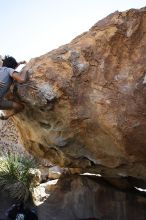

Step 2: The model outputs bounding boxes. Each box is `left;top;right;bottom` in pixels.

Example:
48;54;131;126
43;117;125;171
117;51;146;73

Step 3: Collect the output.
37;175;146;220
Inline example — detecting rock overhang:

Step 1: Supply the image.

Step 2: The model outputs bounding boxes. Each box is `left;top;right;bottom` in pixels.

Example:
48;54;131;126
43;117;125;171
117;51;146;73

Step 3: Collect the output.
13;7;146;183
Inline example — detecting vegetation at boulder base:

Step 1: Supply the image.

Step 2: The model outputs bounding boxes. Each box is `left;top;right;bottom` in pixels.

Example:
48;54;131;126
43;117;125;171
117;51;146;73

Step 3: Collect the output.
0;153;37;202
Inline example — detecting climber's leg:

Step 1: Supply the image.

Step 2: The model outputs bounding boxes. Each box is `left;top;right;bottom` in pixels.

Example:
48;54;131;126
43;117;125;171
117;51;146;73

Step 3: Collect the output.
0;99;24;120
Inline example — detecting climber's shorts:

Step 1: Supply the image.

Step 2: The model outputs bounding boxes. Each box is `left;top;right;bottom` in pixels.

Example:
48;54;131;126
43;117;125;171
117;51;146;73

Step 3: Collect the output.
0;99;13;110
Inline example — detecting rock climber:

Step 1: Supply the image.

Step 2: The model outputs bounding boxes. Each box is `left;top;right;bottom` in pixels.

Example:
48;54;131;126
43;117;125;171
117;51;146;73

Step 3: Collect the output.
0;55;28;120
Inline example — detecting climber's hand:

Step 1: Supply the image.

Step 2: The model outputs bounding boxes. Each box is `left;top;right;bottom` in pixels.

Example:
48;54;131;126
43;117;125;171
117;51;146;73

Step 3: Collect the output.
18;61;27;65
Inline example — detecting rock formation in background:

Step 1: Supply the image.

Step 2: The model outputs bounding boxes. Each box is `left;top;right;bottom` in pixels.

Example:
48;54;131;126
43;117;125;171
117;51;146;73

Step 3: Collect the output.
12;7;146;185
0;119;26;155
0;119;51;167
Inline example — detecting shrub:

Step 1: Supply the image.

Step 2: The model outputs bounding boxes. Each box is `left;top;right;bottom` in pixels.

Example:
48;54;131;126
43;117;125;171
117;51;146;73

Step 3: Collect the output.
0;153;37;202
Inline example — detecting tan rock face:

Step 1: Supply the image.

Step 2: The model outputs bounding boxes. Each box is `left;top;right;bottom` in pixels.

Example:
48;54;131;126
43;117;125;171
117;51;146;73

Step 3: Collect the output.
14;8;146;180
37;175;146;220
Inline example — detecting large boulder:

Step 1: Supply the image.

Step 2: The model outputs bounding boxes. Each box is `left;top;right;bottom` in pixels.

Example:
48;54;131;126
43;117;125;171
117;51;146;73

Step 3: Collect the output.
14;7;146;181
37;175;146;220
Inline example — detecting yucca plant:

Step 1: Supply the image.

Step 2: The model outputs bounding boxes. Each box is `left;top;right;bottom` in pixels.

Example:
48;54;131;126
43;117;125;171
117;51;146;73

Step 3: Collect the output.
0;153;37;202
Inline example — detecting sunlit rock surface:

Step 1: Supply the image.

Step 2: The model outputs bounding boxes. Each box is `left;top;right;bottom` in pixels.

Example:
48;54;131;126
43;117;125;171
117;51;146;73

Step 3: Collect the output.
13;7;146;182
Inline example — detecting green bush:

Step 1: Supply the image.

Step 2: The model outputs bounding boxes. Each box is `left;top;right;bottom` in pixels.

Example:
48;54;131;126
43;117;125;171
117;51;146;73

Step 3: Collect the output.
0;153;37;202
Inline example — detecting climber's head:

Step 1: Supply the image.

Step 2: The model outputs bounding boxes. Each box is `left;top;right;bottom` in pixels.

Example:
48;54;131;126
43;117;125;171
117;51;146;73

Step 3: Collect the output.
2;56;18;69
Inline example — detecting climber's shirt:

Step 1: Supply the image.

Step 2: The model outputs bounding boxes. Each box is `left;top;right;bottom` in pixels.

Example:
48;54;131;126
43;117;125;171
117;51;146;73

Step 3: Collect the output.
0;67;15;99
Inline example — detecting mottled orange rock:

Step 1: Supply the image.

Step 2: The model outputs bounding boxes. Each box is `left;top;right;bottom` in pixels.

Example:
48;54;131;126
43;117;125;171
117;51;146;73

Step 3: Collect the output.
14;7;146;180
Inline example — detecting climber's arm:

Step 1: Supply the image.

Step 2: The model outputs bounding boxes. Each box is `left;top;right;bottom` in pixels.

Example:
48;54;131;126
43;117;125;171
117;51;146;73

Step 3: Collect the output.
11;71;29;83
11;60;28;83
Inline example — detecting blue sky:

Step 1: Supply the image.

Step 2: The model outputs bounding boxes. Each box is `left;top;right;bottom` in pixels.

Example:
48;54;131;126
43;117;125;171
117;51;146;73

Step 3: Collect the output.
0;0;146;62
